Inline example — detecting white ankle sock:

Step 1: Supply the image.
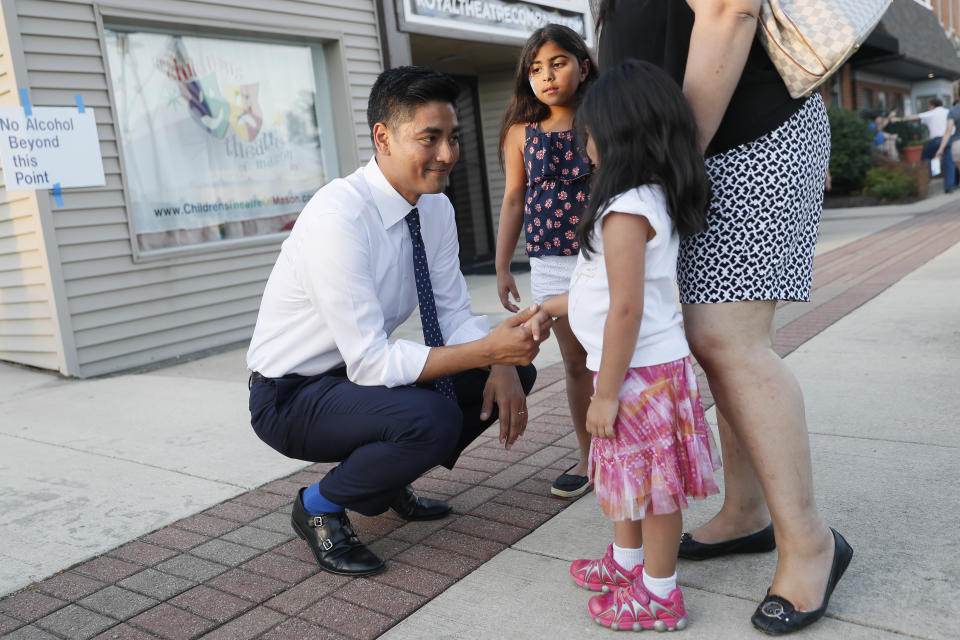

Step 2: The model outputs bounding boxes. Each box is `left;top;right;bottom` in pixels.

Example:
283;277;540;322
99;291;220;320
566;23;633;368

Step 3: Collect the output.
642;569;678;600
612;543;644;570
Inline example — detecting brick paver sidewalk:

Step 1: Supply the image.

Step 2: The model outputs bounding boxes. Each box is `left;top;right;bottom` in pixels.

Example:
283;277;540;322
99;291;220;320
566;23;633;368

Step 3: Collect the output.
3;203;959;640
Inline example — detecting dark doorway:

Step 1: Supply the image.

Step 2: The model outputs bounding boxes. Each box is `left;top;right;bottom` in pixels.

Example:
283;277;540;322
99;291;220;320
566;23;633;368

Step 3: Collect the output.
445;75;494;269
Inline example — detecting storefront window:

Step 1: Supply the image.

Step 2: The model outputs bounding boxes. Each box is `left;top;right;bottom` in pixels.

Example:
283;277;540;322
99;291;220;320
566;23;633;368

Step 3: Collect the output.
104;29;337;253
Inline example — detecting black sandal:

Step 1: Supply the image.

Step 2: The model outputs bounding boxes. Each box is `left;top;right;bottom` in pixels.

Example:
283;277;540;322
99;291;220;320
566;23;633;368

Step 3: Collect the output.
550;463;591;498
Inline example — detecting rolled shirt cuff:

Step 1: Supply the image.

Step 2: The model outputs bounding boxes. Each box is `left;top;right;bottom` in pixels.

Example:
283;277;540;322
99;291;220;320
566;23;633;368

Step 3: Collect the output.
379;339;431;388
445;314;490;347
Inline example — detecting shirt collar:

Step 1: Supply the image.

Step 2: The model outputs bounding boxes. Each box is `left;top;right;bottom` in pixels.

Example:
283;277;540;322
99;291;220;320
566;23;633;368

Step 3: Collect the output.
363;156;422;229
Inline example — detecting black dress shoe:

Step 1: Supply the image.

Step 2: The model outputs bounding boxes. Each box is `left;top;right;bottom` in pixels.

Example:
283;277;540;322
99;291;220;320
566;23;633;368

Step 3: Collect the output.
291;489;384;576
751;528;853;635
678;523;776;560
389;485;452;521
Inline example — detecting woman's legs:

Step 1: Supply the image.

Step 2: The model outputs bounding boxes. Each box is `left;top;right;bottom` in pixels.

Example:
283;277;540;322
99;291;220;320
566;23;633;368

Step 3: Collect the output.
683;300;834;611
689;318;778;541
688;408;770;542
553;317;592;476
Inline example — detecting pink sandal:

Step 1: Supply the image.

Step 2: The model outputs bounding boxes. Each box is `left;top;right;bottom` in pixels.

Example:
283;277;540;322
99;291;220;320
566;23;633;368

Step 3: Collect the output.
569;544;641;593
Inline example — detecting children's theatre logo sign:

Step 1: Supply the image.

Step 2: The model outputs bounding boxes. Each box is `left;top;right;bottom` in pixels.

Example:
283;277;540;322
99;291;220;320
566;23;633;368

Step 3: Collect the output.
160;39;264;143
105;30;329;249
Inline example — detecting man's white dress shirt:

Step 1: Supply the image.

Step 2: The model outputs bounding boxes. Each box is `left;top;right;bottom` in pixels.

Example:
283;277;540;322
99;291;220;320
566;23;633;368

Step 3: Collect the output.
247;157;489;386
918;106;950;139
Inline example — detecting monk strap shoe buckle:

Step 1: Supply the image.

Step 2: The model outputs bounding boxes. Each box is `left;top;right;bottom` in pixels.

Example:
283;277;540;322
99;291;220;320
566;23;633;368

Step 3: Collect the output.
292;488;384;577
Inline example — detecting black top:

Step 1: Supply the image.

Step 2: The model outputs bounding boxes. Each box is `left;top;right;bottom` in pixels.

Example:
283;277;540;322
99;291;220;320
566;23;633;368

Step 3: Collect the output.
597;0;804;156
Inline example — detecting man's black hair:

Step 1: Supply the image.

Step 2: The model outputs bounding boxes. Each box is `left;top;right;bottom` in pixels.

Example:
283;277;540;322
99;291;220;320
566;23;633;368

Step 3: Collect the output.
367;66;460;139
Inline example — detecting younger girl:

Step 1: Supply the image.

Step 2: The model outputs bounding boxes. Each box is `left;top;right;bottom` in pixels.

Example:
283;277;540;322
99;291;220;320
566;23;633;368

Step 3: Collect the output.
496;25;598;497
538;60;720;631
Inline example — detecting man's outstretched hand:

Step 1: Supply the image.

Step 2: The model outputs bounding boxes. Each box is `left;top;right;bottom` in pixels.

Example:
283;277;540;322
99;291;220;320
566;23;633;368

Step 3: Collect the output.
486;304;553;366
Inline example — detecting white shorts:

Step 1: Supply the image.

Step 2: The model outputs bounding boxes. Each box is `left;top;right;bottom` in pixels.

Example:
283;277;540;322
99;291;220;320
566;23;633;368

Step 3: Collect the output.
529;254;578;304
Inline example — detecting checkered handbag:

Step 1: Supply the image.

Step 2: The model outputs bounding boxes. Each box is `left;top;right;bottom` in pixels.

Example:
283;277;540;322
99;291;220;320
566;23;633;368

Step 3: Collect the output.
758;0;892;98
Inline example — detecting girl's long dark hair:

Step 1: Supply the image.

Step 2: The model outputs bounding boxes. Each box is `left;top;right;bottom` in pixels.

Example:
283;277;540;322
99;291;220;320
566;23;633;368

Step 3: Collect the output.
577;59;709;254
596;0;616;29
498;24;598;166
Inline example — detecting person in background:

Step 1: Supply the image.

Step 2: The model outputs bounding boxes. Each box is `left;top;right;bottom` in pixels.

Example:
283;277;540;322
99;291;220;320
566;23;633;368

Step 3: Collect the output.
893;98;954;191
934;99;960;193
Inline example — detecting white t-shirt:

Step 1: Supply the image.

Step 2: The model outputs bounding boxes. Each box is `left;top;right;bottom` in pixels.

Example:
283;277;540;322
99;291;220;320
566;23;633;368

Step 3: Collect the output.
918;106;950;139
568;185;690;371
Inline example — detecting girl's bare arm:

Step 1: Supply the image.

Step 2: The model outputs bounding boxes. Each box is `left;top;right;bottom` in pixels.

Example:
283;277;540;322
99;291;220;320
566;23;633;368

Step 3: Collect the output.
587;213;650;438
495;124;529;311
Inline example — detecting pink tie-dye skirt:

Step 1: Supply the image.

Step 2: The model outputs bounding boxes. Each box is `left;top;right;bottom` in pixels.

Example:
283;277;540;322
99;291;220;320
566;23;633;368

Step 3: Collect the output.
589;356;721;521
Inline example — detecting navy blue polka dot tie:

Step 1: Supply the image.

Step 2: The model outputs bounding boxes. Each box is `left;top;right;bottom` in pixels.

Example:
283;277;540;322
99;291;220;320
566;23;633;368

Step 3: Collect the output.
405;208;457;402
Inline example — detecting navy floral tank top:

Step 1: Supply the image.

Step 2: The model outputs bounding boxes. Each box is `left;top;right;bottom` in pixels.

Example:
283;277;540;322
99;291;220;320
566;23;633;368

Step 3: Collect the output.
522;123;591;257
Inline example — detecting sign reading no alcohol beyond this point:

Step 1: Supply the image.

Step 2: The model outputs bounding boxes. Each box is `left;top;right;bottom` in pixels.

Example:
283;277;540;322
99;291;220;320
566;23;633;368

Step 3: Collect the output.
0;106;105;190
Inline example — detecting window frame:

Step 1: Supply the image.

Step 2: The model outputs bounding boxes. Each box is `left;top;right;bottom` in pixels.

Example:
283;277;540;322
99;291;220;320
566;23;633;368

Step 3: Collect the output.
95;6;358;263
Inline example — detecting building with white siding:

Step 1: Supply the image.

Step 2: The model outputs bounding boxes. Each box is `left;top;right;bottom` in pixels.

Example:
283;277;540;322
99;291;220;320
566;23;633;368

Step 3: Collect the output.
0;0;592;378
0;1;382;377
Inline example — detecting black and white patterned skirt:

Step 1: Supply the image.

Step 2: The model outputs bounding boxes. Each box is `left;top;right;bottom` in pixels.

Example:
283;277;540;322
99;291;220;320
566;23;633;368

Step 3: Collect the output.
678;93;830;304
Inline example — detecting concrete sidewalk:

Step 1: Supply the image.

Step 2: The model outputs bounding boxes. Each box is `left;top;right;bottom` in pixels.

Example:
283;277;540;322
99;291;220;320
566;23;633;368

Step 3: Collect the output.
385;221;960;640
1;192;959;639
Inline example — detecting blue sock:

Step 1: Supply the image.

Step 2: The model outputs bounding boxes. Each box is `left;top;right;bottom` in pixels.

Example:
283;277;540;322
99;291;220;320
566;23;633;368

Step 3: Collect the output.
302;483;343;514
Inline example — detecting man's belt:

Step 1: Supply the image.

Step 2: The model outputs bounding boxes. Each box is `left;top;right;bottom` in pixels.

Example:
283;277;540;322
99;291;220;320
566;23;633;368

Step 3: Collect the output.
248;366;348;390
248;371;269;389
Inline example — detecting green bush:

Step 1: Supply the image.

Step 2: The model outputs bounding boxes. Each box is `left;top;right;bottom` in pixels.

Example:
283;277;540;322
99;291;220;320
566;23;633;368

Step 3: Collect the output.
828;108;875;194
862;166;917;201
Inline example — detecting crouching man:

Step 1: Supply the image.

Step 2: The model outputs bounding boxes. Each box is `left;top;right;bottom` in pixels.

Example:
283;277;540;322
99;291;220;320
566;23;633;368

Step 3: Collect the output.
246;66;552;576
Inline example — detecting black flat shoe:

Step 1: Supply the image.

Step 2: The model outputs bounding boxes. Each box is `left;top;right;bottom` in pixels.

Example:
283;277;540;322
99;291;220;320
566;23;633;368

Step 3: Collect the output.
751;528;854;635
550;464;592;498
389;485;452;521
291;488;384;576
678;523;776;560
